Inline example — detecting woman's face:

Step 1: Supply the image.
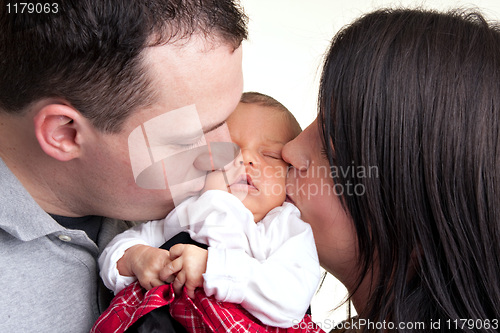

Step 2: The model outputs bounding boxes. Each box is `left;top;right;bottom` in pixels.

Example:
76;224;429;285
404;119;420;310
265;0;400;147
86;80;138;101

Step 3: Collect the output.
282;118;359;282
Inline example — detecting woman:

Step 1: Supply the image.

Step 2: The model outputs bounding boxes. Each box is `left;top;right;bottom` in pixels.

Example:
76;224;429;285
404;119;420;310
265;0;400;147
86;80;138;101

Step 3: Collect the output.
283;8;500;332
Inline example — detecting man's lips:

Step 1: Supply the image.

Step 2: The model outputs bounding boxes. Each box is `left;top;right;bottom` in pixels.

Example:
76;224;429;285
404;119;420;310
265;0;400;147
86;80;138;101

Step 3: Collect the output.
228;173;258;191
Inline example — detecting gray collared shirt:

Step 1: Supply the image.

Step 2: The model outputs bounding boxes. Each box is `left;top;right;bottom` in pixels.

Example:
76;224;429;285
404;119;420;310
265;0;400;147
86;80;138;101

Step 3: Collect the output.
0;158;136;332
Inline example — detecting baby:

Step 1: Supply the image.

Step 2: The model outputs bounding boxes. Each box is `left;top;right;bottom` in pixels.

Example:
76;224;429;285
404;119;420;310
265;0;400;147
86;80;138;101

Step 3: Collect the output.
99;92;320;328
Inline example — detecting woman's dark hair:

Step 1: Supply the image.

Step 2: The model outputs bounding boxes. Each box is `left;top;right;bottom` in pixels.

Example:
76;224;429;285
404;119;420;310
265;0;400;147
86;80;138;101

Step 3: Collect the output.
0;0;248;132
319;8;500;332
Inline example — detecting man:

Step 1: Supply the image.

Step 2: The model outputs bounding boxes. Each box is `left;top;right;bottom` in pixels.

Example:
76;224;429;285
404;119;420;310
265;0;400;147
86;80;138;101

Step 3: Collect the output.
0;1;247;332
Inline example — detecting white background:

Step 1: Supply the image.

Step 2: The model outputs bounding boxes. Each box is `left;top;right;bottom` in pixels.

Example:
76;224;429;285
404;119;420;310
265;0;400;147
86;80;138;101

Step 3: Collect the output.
238;0;500;327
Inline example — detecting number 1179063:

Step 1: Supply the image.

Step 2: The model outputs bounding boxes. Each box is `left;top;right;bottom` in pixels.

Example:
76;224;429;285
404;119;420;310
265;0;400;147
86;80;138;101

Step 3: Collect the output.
6;3;59;14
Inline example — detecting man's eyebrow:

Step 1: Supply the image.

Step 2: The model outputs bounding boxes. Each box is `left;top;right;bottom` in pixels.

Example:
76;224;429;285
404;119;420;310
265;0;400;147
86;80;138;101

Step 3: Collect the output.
202;120;226;134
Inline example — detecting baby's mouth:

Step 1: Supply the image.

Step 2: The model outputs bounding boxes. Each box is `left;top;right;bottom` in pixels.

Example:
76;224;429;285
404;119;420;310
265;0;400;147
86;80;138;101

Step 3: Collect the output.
228;173;258;191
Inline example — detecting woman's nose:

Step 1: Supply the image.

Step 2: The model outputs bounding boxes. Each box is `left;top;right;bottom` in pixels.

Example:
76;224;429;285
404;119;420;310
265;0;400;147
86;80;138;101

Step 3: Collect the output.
282;133;310;171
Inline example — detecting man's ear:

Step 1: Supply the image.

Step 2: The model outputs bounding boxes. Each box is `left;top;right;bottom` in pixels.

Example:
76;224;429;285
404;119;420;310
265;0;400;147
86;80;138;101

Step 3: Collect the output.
33;104;84;161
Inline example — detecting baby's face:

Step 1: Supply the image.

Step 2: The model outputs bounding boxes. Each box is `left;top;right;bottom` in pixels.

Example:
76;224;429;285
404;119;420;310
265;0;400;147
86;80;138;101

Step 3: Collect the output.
202;102;297;222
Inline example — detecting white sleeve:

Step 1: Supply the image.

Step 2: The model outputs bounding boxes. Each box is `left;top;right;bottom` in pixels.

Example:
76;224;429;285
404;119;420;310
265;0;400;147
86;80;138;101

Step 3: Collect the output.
98;193;243;295
98;204;189;294
201;198;321;328
177;190;256;249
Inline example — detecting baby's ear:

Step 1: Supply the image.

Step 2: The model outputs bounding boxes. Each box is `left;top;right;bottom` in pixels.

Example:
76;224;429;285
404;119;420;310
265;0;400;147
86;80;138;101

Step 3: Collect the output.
33;104;84;161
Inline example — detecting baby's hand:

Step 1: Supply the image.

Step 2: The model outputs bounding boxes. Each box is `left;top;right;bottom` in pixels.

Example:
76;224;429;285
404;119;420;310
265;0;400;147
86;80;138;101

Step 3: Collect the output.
160;244;208;298
117;244;172;290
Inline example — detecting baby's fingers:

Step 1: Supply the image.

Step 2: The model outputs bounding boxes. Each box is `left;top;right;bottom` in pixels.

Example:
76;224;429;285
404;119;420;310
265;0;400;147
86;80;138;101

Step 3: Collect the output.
168;243;185;260
172;270;186;296
138;277;165;290
185;284;196;299
159;257;183;283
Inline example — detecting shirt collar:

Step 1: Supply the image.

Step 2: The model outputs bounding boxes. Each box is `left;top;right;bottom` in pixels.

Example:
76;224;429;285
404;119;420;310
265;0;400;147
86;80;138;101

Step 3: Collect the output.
0;157;63;241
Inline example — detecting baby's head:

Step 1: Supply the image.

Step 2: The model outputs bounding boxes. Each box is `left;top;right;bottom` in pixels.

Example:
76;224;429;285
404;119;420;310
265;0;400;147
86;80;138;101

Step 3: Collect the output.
202;92;301;222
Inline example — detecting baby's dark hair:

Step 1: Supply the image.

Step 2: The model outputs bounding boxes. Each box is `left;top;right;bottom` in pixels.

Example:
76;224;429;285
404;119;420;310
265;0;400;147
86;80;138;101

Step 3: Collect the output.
240;92;301;137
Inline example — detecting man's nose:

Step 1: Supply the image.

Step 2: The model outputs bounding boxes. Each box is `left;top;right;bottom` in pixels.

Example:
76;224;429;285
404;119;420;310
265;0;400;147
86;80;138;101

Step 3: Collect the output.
192;123;239;171
193;141;240;172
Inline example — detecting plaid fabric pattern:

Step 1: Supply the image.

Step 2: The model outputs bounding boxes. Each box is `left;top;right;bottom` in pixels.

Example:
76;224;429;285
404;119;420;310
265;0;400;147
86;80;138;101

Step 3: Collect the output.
92;281;325;333
91;282;174;333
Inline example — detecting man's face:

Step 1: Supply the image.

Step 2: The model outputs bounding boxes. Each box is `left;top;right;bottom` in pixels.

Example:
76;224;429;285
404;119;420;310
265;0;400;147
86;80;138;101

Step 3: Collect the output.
85;37;243;221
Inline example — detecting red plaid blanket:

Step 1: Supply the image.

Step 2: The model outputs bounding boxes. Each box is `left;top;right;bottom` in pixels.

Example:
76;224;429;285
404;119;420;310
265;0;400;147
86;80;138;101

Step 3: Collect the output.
92;281;325;333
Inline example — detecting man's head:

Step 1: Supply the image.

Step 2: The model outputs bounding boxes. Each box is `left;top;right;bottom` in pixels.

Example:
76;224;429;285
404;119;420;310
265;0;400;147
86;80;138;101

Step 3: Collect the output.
0;1;247;220
202;92;302;222
0;0;247;131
